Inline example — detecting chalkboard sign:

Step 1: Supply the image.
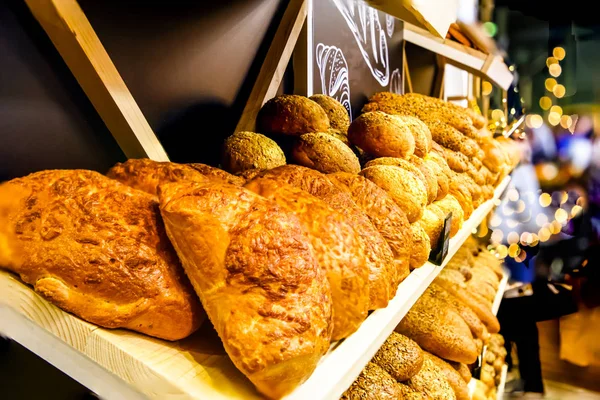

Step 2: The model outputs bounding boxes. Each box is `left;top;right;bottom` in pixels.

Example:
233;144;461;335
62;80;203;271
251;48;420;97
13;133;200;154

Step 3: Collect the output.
309;0;404;120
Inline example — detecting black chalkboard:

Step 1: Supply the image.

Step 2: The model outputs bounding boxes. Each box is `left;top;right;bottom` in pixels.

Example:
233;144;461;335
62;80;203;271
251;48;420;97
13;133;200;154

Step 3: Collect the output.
310;0;404;120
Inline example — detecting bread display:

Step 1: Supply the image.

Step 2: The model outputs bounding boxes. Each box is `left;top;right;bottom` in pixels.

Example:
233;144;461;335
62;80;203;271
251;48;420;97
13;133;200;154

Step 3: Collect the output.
291;132;360;173
244;177;369;340
371;332;424;381
341;362;403;400
257;94;330;135
360;165;427;223
159;180;332;399
0;170;204;341
222;131;286;173
348;111;416;159
409;223;431;269
424;352;470;400
188;162;246;186
309;94;350;133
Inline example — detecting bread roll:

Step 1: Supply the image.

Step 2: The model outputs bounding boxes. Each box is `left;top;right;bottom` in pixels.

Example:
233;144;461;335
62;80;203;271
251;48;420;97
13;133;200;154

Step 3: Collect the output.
254;165;397;309
291;132;360;174
395;286;479;364
447;361;472;383
428;283;486;340
442;147;470;173
421;118;479;158
310;94;350;132
245;178;368;340
478;136;507;173
159;180;332;398
188;163;246;186
257;94;330;135
429;195;465;237
0;170;204;340
329;172;411;287
348;111;415;159
107;158;211;195
409;155;440;202
423;156;450;200
360;165;427;222
404;356;456;400
395;115;432;157
449;175;474;218
341;363;403;400
417;208;444;247
424;352;470;400
366;157;437;204
222;131;286;173
236;168;263;181
397;383;427;399
325;128;351;146
410;223;431;269
371;332;424;381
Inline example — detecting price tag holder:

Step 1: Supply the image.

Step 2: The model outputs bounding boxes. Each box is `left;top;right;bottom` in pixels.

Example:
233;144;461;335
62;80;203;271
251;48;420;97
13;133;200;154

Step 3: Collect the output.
428;212;452;266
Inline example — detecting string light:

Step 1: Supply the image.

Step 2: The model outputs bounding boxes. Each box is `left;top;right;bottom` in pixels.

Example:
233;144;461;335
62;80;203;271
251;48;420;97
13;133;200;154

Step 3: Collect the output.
548;112;561;126
553;84;566;98
545;78;557;91
539;193;552;207
482;81;493;96
508;243;520;257
539;96;552;110
550;221;562;234
553;47;566;60
536;213;549;227
550;105;563;116
560;115;573;129
539;227;551;242
546;57;559;67
555;208;568;224
549;64;562;77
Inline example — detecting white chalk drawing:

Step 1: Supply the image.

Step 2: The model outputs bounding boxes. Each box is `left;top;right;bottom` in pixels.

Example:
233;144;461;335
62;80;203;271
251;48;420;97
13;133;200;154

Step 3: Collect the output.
332;0;390;86
316;43;352;119
389;68;401;94
386;14;395;38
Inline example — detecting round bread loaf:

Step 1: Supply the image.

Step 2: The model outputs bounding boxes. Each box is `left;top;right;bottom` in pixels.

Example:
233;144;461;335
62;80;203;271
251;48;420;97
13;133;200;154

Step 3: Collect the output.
348;111;415;159
409;223;431;269
365;157;436;204
257;95;330;135
447;361;472;383
394;115;432;157
371;332;424;381
341;362;403;400
404;357;457;400
310;94;350;132
428;195;464;237
409;155;440;203
291;132;360;174
417;208;444;247
423;157;449;200
222;131;286;173
359;165;427;222
397;383;427;400
424;352;470;400
326;128;351;146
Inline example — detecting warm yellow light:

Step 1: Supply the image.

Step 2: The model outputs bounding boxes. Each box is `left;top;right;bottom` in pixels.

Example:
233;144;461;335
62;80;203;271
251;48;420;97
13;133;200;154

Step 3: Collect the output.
520;232;534;246
539;227;551;242
549;64;562;77
477;222;489;238
507;231;520;245
553;84;566;98
553;47;566;60
507;189;519;202
545;78;557;91
516;200;526;213
539;193;552;207
560;191;568;204
548;112;561;126
526;114;544;129
551;220;562;234
560;115;573;129
502;203;514;216
491;229;504;243
550;105;563;116
491;109;504;121
507;219;518;228
546;57;558;67
536;213;548;227
571;205;583;217
515;249;527;262
539;96;552;110
489;214;502;228
496;244;508;259
555;208;568;224
576;196;585;206
530;233;540;247
540;163;558;180
508;243;520;257
482;81;493;96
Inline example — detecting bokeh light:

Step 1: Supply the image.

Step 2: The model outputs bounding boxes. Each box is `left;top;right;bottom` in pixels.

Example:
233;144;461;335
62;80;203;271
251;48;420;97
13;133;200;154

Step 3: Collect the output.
539;227;551;242
555;208;568;224
491;229;504;243
507;219;518;228
560;191;568;204
550;105;563;116
491;109;504;121
496;244;508;259
553;47;566;60
515;249;527;262
526;114;544;128
549;64;562;77
507;188;519;202
508;243;520;258
536;213;549;227
516;200;526;213
483;22;498;37
546;57;558;67
507;231;520;245
482;81;493;96
551;220;562;234
571;205;583;217
539;96;552;110
545;78;557;91
560;115;573;129
553;84;566;98
548;112;561;126
539;193;552;207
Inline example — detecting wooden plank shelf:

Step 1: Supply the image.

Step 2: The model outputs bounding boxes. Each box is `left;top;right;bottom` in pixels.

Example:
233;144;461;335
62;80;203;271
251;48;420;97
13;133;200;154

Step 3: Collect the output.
400;21;514;90
0;176;511;400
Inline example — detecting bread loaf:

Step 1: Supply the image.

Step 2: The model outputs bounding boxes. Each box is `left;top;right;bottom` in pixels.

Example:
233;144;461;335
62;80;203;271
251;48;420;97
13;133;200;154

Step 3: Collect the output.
397;383;427;399
428;283;486;340
341;363;403;400
423;156;450;200
245;178;369;340
222;131;286;173
371;332;424;381
159;180;332;398
348;111;415;159
409;155;440;203
447;361;472;383
253;165;397;309
394;115;432;157
360;165;427;222
291;132;360;173
424;352;470;400
309;94;350;132
417;208;444;247
409;223;431;269
257;94;330;135
429;195;465;237
0;170;204;340
188;163;246;186
442;147;470;173
404;356;457;400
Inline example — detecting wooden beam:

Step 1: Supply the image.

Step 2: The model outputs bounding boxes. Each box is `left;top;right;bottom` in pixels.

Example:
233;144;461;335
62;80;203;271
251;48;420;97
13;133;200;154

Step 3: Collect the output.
235;0;308;133
24;0;169;161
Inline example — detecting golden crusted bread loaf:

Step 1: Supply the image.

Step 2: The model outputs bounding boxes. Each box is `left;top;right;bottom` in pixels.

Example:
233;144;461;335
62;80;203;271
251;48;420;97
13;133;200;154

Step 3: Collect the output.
393;115;432;157
245;178;369;340
341;362;404;400
309;94;350;132
0;170;204;340
395;286;479;364
366;157;437;204
348;111;416;159
360;165;427;222
477;136;507;173
404;356;457;400
325;128;351;145
429;284;487;341
409;155;440;203
291;132;360;173
107;158;211;195
409;223;431;269
222;131;286;173
158;180;332;398
429;195;465;237
257;94;330;135
447;361;472;383
397;383;428;399
424;352;470;400
416;208;444;248
442;147;470;173
371;332;424;381
188;163;246;186
253;165;397;309
328;172;411;287
448;175;474;218
423;156;450;200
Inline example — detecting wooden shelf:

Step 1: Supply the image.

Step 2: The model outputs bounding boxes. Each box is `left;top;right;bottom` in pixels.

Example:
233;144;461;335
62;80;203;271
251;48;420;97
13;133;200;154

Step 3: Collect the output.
400;22;514;90
0;176;511;400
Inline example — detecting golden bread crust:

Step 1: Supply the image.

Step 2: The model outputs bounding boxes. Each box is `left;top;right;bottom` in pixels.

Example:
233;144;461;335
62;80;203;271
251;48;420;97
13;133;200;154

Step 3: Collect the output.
222;131;286;173
371;332;424;381
188;163;246;186
348;111;416;159
309;94;350;132
404;356;457;400
424;352;470;400
0;170;203;340
341;363;403;400
257;95;330;136
292;132;360;174
409;223;431;269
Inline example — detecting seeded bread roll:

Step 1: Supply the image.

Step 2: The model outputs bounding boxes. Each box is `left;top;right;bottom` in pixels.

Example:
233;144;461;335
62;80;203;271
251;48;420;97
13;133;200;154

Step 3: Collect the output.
397;383;427;400
428;195;465;237
442;147;470;173
404;356;457;400
447;361;472;383
424;158;450;200
366;157;437;204
425;151;453;179
310;94;350;132
257;95;330;135
222;131;286;173
424;352;470;400
371;332;424;381
359;165;427;222
417;208;444;247
348;111;416;159
420;118;479;158
409;155;440;202
477;136;507;173
291;132;360;174
410;223;431;269
394;115;433;157
325;128;351;146
448;175;474;218
341;363;403;400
